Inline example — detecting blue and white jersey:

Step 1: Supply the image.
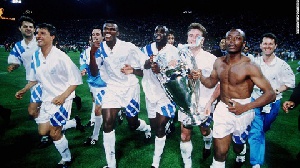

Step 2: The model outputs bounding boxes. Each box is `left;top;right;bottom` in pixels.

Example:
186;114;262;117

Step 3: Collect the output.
141;43;180;103
29;46;83;102
7;38;39;80
95;39;148;88
79;46;106;88
252;56;295;100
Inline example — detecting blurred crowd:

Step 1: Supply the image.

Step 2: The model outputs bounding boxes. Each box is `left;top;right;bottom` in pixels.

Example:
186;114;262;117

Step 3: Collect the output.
1;12;299;59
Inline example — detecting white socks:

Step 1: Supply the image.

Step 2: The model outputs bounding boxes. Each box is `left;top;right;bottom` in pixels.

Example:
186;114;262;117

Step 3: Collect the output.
62;118;76;131
54;134;71;162
252;164;260;168
210;157;225;168
180;140;192;168
90;102;96;123
203;129;213;149
91;115;103;140
152;136;166;168
136;119;150;132
103;130;116;168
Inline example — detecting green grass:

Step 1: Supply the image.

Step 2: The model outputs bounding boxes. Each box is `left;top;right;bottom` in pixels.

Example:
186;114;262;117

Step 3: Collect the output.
0;47;299;168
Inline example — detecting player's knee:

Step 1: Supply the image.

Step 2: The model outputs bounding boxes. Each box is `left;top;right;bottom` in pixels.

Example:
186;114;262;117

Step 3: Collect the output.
181;132;191;141
28;105;39;119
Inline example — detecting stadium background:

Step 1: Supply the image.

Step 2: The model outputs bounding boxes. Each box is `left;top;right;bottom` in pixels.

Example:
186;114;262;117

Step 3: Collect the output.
0;1;299;168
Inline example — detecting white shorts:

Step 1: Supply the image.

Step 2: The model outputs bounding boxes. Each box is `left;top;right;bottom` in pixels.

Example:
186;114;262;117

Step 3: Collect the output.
213;98;254;144
30;83;42;103
146;96;176;119
35;100;72;126
90;86;105;105
101;83;140;118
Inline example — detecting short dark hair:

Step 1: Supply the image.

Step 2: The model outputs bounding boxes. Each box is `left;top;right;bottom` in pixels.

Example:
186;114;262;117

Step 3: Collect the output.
18;15;35;27
36;23;56;36
225;29;246;42
154;25;169;34
36;23;57;45
187;23;207;37
103;20;119;31
261;33;277;45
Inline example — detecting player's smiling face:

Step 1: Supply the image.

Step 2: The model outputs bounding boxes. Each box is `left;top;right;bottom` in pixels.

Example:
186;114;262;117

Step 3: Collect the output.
35;28;54;47
103;23;118;42
19;21;35;38
91;29;103;47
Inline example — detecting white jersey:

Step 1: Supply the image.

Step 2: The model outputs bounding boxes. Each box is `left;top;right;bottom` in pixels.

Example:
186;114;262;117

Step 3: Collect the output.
79;46;91;70
28;46;83;102
192;49;218;107
252;56;295;100
245;53;255;62
96;39;148;88
141;43;180;103
7;38;39;80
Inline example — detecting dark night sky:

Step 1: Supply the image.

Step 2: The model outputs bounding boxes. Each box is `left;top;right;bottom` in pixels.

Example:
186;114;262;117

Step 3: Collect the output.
0;0;295;21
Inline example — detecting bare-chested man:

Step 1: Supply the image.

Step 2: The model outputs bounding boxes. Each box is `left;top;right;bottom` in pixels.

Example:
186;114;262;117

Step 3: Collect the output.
193;29;276;168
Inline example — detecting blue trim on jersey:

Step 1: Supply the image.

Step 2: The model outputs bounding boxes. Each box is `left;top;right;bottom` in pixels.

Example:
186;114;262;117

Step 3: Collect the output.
145;44;153;56
99;42;107;58
80;64;88;71
88;75;107;87
16;41;25;53
30;84;42;103
10;41;25;64
94;43;107;66
32;50;40;74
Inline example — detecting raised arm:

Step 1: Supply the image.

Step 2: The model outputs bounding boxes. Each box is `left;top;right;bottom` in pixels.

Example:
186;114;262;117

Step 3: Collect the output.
89;44;99;77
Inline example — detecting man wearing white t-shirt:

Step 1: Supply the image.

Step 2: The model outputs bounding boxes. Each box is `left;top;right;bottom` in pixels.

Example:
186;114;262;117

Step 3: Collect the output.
249;33;295;168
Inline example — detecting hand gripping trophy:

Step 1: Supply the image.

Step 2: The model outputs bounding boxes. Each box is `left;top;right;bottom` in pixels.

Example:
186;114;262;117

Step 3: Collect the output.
154;36;208;127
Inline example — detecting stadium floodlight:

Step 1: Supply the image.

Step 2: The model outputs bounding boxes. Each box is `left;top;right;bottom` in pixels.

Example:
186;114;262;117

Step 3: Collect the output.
11;0;22;4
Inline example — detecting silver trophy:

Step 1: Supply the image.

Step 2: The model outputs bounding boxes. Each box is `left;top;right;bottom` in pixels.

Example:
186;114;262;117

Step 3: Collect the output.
154;37;208;127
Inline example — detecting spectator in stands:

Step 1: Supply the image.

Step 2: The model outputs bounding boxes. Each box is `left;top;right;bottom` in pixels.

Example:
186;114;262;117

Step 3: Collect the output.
211;38;226;57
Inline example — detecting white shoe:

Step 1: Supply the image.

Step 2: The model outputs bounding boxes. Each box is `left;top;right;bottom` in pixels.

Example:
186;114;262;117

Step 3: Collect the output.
144;125;151;143
252;164;260;168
